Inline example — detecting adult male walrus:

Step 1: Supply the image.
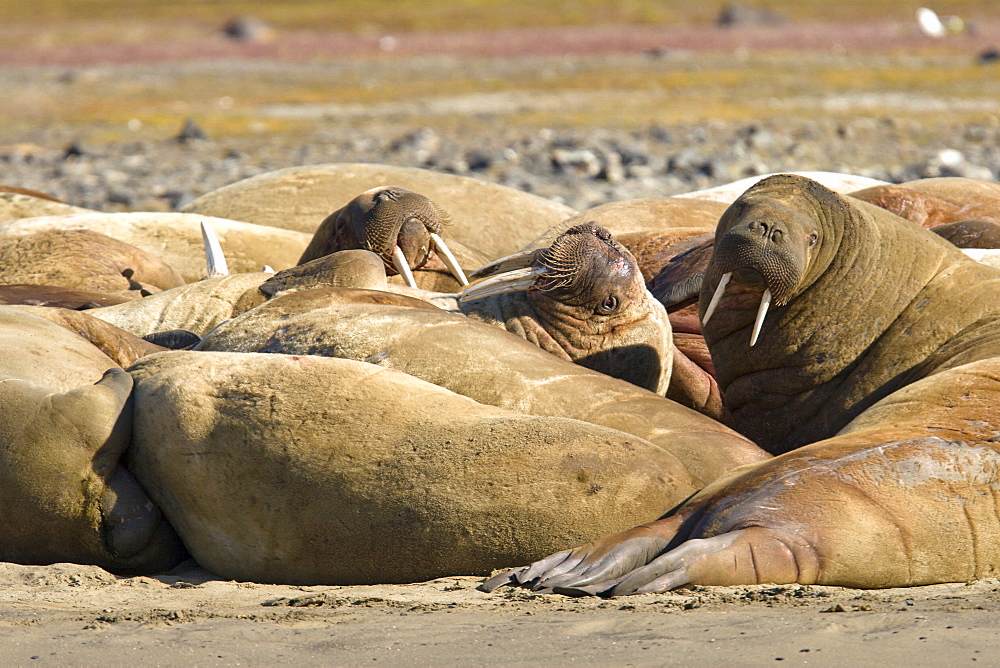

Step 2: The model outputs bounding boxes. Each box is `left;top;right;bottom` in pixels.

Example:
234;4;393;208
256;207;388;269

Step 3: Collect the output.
481;174;1000;594
297;186;486;291
458;223;723;414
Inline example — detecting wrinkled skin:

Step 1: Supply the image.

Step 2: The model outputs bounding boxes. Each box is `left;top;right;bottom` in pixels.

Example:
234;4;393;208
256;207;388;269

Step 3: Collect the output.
0;229;185;299
703;175;1000;454
195;288;768;488
128;350;704;585
0;284;131;310
0;212;308;283
931;219;1000;249
90;273;271;338
483;359;1000;595
483;175;1000;595
0;306;184;573
460;224;674;396
298;186;486;291
850;177;1000;229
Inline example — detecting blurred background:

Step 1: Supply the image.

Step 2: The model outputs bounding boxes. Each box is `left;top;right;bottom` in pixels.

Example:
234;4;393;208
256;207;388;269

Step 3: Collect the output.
1;0;998;211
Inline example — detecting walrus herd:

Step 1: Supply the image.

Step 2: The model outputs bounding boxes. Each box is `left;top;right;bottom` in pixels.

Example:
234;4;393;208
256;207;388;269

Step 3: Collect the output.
2;164;1000;596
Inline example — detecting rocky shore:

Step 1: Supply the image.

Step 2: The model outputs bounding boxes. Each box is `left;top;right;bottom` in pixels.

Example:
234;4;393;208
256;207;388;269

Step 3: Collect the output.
4;115;999;216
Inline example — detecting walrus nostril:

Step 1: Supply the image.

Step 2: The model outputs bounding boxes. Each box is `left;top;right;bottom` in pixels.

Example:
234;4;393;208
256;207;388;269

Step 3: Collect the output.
771;228;784;243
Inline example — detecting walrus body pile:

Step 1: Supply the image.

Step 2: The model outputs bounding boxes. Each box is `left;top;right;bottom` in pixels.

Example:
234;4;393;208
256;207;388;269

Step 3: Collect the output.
484;174;1000;595
3;166;1000;594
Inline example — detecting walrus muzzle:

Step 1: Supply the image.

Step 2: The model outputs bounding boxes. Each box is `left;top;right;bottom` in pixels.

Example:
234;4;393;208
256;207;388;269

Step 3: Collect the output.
702;209;814;346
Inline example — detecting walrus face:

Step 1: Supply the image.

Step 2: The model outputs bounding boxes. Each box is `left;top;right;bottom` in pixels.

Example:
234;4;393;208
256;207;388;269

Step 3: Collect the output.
701;178;826;347
460;223;643;320
335;186;467;287
458;223;672;393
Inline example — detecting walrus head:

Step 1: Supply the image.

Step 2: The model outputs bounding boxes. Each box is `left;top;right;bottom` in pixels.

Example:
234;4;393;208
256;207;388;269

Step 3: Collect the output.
457;223;673;393
701;175;840;347
297;186;468;288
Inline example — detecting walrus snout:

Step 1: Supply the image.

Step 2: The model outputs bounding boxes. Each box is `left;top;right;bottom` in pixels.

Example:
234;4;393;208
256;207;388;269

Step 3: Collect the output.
299;185;468;288
701;199;818;346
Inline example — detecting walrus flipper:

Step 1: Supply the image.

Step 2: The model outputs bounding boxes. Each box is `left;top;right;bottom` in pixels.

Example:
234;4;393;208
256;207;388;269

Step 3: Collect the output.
479;515;684;594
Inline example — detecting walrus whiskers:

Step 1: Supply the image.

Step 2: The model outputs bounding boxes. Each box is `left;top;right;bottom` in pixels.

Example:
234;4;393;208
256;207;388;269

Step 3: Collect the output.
391;246;418;288
702;271;731;326
429;232;469;286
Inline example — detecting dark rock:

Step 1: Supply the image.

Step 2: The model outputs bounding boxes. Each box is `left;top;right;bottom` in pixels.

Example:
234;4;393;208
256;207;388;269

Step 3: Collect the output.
220;15;275;43
63;142;86;158
176;119;209;144
717;3;787;28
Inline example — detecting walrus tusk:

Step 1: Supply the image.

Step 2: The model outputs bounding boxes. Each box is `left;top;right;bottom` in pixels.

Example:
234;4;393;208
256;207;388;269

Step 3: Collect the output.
469;249;547;280
201;220;229;278
701;272;731;326
457;266;549;302
750;288;771;347
262;265;275;274
391;246;418;288
429;232;469;286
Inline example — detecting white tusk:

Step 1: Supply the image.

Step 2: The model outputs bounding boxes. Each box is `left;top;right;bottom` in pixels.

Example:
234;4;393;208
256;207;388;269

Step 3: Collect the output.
391;246;418;288
458;266;548;302
201;220;229;278
749;288;771;347
701;272;731;326
262;265;275;274
429;232;468;286
469;248;545;280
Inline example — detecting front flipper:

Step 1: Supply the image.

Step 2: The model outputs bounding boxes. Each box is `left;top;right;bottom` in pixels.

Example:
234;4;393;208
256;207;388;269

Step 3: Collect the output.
479;515;685;594
610;526;816;594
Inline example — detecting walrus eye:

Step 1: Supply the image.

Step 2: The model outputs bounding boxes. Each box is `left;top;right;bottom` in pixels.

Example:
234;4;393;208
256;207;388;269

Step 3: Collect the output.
808;232;818;246
597;295;619;315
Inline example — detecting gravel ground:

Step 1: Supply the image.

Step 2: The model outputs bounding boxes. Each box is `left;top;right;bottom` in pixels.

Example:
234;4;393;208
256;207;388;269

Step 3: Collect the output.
3;114;999;215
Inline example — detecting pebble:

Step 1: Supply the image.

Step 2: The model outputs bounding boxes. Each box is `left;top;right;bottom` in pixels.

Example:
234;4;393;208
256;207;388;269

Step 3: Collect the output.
1;118;998;214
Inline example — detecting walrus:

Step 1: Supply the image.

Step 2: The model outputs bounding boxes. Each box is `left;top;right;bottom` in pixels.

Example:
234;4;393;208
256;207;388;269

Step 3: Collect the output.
126;350;704;585
523;197;725;249
0;189;92;224
0;229;185;299
0;284;132;310
931;219;1000;248
89;272;271;338
480;174;1000;594
0;212;309;282
194;287;766;486
457;223;675;397
179;163;577;260
0;306;184;573
297;186;487;291
850;177;1000;229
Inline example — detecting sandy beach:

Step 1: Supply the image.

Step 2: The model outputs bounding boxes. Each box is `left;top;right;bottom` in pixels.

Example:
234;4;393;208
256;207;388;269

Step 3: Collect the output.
3;2;1000;664
1;560;999;665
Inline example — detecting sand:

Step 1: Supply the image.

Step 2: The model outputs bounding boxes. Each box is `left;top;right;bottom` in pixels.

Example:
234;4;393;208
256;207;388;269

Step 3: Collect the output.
0;559;997;665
